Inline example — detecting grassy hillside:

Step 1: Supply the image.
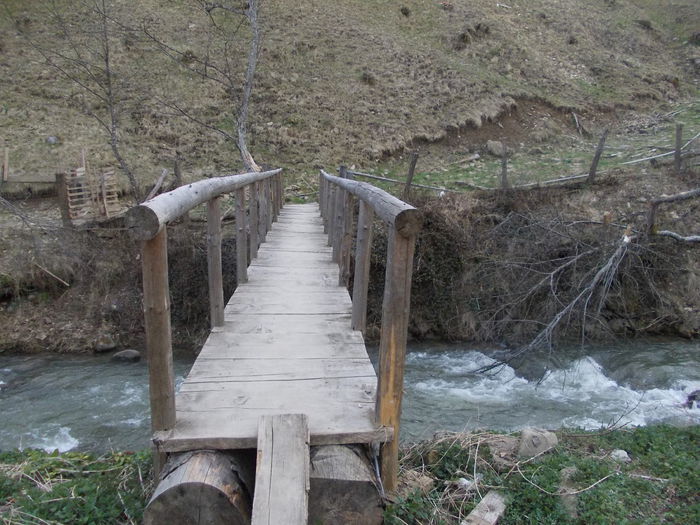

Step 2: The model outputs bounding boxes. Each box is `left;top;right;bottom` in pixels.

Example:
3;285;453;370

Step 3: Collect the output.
0;0;697;193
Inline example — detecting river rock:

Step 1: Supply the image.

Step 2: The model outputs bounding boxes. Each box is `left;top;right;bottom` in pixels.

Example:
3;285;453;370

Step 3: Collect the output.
610;449;631;463
486;140;506;157
94;333;117;353
517;428;558;458
111;349;141;363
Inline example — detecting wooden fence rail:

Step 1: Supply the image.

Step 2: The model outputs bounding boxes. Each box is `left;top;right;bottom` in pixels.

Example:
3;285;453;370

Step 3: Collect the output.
319;168;422;493
126;168;283;473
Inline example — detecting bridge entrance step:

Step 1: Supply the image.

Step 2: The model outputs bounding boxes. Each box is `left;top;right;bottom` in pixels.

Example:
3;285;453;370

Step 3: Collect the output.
251;414;310;525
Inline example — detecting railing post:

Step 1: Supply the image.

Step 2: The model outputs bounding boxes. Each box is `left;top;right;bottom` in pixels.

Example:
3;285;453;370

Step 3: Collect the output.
351;201;374;332
142;228;175;475
327;184;336;247
376;228;417;494
207;196;225;327
250;183;259;260
265;178;273;231
258;180;267;242
339;191;354;287
235;188;248;285
332;167;347;262
276;173;284;214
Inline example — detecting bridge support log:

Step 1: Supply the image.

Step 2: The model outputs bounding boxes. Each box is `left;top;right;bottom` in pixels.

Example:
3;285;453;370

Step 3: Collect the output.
309;445;384;525
143;450;255;525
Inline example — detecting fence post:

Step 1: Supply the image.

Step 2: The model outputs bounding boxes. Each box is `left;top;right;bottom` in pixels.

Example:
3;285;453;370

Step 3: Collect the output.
376;228;417;494
2;146;8;182
402;152;419;200
142;228;176;475
675;123;683;175
55;173;72;228
500;152;509;190
207;197;225;327
588;128;609;183
236;188;248;285
351;201;374;332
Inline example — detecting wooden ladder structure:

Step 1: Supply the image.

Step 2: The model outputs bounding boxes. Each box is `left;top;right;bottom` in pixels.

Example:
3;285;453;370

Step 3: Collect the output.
127;168;421;524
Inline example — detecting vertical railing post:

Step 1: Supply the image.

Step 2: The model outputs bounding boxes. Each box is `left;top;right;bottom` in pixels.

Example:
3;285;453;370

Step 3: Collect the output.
249;184;259;260
376;228;417;494
339;192;354;287
207;197;224;327
258;180;268;242
265;178;273;231
142;228;175;475
235;188;248;285
351;201;374;332
327;184;337;247
332;168;347;262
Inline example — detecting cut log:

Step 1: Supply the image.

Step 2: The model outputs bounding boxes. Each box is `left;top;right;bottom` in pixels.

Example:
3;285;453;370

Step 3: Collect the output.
143;450;255;525
309;445;384;525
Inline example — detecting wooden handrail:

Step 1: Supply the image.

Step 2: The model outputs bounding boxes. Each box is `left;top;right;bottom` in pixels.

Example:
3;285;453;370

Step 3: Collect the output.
319;168;422;494
131;168;284;476
320;170;421;237
126;168;282;240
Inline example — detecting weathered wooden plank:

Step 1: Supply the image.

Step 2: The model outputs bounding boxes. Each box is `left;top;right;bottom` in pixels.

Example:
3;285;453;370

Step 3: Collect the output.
224;296;351;315
251;414;309;525
352;201;374;332
187;358;375;382
462;491;507;525
207;197;225;327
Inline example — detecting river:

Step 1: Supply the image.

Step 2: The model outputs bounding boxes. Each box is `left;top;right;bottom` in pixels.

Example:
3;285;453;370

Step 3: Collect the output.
1;339;698;453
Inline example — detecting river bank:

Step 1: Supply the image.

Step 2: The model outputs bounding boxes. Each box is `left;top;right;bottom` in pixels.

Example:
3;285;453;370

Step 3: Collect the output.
1;425;697;524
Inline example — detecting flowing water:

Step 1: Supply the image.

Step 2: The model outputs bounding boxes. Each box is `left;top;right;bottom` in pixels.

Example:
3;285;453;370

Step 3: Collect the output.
1;339;698;453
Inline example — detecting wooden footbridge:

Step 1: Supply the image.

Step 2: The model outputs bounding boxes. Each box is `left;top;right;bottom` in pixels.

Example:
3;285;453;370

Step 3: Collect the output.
126;168;421;524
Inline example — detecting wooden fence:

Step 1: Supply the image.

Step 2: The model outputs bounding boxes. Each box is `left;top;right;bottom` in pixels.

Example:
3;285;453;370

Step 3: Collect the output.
319;167;422;493
125;168;283;471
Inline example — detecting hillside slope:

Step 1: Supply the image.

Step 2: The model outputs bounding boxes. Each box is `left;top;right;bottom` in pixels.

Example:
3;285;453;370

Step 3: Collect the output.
0;0;697;188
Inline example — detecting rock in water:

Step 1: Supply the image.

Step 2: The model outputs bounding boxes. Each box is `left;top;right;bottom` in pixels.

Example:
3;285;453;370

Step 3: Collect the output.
111;349;141;363
517;428;558;458
95;334;117;353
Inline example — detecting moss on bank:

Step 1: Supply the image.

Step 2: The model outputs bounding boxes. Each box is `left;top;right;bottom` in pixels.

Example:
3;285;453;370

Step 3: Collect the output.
0;425;697;524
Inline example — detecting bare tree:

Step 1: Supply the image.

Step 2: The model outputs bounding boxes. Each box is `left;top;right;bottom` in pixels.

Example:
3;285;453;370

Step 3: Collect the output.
23;0;143;201
145;0;263;172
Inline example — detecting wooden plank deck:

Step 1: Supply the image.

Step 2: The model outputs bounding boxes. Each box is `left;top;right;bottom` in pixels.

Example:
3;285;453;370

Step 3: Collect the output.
155;203;390;453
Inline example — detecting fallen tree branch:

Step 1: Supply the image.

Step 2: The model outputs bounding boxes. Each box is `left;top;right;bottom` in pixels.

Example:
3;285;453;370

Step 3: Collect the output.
144;169;169;202
655;231;700;243
621;131;700;165
646;187;700;234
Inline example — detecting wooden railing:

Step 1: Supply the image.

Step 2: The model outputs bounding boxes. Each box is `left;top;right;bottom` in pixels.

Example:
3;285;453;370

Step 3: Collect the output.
319;168;422;493
125;168;283;472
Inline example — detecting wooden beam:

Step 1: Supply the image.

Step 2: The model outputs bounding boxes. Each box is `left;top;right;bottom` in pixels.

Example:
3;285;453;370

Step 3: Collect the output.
2;147;8;182
252;414;310;525
351;201;374;333
126;168;282;240
141;229;175;474
236;188;248;285
462;491;506;525
376;228;417;494
340;188;354;287
207;197;225;327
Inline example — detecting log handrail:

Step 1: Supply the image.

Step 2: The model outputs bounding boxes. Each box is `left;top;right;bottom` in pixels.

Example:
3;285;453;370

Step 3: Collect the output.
319;168;422;494
130;168;284;475
126;168;282;240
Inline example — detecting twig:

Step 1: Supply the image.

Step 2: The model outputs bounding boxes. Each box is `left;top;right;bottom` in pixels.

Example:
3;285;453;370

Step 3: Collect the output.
31;262;70;287
621;131;700;165
143;169;169;201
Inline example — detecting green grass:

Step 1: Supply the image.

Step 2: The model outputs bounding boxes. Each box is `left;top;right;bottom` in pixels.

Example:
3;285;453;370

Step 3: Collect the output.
0;449;152;525
386;425;700;524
